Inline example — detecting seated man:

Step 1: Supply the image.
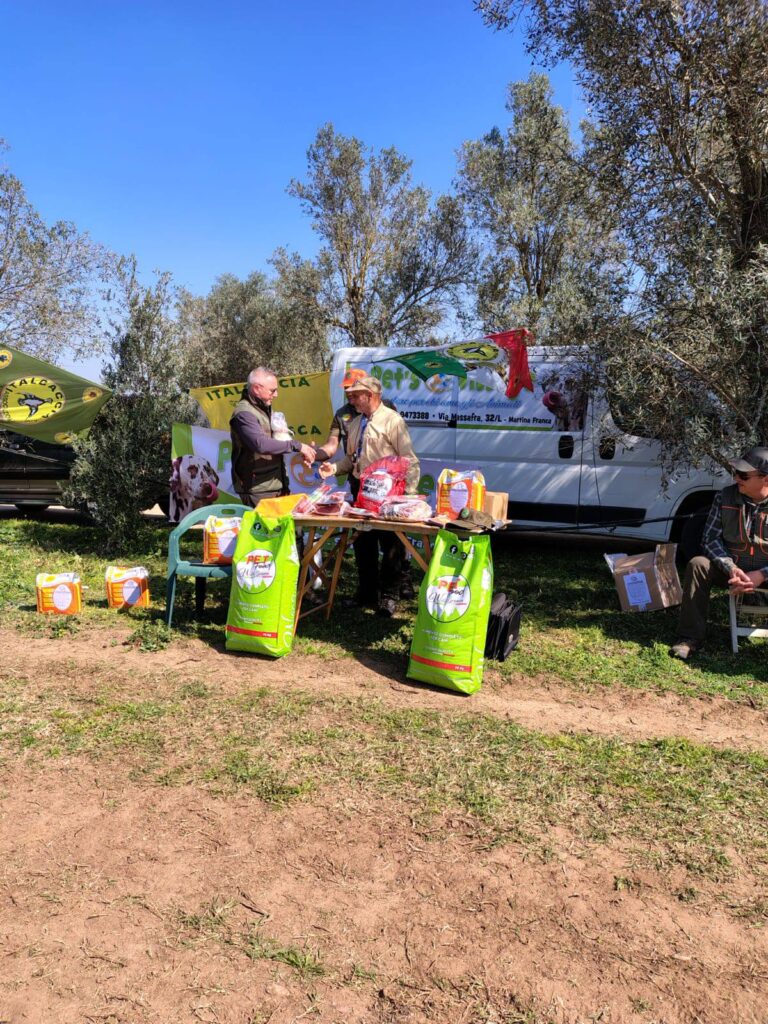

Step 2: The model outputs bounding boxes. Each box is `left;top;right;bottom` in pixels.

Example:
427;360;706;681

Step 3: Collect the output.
670;446;768;660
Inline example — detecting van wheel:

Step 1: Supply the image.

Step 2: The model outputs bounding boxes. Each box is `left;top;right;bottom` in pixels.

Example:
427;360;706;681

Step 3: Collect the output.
14;502;49;515
678;507;708;564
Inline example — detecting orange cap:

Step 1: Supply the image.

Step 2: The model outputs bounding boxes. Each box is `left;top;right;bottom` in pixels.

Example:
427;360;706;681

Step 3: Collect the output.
342;367;368;388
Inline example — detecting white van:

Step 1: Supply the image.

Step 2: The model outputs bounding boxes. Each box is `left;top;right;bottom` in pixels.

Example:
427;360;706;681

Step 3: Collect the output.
330;342;729;548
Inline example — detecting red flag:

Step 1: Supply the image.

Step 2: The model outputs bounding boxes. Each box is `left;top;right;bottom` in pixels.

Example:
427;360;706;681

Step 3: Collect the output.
485;329;534;398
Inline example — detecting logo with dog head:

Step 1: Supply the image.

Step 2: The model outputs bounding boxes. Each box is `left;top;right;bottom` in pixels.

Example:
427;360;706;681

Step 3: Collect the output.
0;376;66;424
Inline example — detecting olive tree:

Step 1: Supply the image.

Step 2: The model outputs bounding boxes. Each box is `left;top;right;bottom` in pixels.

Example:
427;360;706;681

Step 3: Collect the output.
275;123;477;347
66;260;197;547
475;0;768;468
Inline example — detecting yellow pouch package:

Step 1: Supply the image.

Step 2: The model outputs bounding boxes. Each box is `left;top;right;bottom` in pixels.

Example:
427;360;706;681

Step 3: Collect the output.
436;468;486;520
36;573;82;615
105;566;150;608
203;515;242;565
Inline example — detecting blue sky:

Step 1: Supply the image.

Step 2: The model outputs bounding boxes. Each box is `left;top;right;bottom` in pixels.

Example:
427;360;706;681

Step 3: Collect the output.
1;1;581;378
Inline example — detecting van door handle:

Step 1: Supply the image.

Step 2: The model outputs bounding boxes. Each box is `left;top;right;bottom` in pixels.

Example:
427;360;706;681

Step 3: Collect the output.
558;435;575;459
599;437;616;460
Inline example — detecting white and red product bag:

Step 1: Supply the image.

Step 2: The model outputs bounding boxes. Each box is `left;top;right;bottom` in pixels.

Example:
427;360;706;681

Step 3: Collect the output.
356;456;410;514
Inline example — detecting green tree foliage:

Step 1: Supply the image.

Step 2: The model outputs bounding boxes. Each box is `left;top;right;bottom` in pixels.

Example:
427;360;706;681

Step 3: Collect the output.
475;0;768;466
457;73;625;340
0;156;113;360
177;271;328;387
274;123;477;347
65;260;197;547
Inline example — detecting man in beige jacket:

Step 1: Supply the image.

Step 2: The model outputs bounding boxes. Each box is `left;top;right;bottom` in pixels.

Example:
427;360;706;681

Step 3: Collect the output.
320;375;420;616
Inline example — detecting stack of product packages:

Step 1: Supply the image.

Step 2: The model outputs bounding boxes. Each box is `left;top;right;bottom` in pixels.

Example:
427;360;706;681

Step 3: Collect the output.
225;508;300;657
407;528;494;694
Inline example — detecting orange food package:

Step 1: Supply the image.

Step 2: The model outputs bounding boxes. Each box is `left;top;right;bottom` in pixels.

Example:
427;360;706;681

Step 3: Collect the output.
203;514;242;565
36;572;83;615
105;566;150;609
436;469;486;520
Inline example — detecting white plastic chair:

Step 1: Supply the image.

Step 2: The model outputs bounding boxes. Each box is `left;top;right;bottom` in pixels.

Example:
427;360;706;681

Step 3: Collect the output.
728;587;768;653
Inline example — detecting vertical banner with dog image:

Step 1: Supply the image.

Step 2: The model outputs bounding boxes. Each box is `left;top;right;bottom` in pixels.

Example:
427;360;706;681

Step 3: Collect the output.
170;423;238;522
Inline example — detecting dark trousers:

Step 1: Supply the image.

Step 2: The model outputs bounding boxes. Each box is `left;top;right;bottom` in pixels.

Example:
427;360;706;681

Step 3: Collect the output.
354;530;403;601
677;555;730;641
238;488;283;509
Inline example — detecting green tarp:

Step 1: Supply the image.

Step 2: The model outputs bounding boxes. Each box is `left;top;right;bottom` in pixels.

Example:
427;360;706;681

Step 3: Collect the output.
0;345;112;443
378;350;467;383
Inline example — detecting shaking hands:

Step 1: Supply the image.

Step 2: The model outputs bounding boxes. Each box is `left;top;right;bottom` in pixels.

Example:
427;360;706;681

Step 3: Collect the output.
299;443;316;465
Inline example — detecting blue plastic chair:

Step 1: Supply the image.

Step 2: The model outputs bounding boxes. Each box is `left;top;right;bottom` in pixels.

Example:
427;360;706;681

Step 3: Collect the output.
165;503;250;626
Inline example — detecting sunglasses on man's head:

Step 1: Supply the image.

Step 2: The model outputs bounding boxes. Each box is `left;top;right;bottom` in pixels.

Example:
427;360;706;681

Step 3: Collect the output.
733;469;761;480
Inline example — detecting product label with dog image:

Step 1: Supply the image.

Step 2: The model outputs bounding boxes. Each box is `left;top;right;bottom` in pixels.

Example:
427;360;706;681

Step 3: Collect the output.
225;509;299;657
407;529;493;694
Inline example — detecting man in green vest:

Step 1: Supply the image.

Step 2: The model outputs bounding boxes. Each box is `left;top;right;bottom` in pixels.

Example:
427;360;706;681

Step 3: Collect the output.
230;366;316;506
670;446;768;660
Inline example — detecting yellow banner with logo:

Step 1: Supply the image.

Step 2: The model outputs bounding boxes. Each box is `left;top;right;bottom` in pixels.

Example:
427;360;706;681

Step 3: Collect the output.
0;345;112;443
189;371;333;442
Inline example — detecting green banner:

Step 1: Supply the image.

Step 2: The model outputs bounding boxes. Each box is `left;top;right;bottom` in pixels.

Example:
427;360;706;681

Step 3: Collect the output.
0;345;112;443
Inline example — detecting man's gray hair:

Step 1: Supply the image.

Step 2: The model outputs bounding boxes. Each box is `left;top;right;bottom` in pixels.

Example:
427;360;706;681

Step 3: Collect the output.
247;366;277;387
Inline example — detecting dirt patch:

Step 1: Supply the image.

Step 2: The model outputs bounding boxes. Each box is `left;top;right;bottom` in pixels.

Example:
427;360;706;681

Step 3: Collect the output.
1;764;767;1024
2;626;768;755
1;624;768;1023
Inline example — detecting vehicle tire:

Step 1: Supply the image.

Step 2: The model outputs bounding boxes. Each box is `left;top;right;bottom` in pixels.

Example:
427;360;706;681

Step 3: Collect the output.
678;507;708;564
14;502;50;515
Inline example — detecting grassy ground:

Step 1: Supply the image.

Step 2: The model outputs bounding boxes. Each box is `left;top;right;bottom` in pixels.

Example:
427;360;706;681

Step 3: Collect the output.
1;514;766;705
2;513;768;1021
2;668;767;889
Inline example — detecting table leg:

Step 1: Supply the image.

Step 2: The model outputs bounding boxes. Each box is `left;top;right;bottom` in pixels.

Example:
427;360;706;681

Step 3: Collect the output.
294;526;342;630
325;529;351;619
294;527;316;631
422;535;433;565
396;531;430;574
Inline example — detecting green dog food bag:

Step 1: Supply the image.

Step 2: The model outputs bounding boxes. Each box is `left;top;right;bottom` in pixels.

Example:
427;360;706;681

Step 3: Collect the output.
225;509;300;657
407;529;493;694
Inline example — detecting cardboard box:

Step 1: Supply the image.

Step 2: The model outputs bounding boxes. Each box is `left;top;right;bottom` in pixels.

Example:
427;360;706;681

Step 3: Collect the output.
483;491;508;520
605;544;682;613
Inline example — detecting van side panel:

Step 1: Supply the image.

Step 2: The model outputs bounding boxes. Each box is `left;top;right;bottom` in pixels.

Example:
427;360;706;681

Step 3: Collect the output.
329;344;731;541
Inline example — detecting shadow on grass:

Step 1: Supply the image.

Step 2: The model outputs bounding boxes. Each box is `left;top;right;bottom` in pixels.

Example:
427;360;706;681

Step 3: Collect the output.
59;522;764;695
9;517;169;561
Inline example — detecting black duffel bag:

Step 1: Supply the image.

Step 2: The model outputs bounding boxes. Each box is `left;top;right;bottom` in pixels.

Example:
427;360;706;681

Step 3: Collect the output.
484;592;522;661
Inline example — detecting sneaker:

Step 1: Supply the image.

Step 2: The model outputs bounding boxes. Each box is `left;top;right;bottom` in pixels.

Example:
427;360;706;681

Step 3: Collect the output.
669;638;704;661
377;597;398;618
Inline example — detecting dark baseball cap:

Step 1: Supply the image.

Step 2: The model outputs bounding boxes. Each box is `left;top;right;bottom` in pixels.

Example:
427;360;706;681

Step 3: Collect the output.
729;446;768;475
